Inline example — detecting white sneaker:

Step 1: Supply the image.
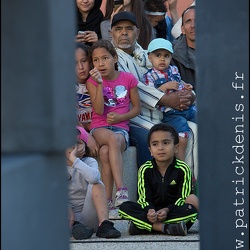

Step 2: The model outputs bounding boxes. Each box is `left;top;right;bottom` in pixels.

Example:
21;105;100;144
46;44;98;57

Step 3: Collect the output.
108;200;121;220
114;189;129;207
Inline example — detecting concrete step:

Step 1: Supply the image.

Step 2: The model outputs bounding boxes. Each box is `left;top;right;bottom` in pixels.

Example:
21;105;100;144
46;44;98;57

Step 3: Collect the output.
70;220;200;250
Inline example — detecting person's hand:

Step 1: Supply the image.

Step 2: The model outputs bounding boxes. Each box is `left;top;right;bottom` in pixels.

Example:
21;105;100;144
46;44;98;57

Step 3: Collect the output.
66;142;85;165
178;89;196;109
75;142;86;159
166;0;178;11
158;81;179;92
68;207;75;229
75;31;98;44
65;146;77;166
147;209;158;223
156;208;168;222
159;89;194;111
89;67;103;84
184;83;193;91
107;112;122;124
87;134;100;158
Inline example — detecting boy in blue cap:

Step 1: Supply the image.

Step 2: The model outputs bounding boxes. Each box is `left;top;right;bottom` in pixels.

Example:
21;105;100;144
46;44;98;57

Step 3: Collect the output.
143;38;197;162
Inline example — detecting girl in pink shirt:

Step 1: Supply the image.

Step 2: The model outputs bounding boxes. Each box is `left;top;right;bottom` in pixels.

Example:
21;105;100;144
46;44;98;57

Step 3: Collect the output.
87;39;141;215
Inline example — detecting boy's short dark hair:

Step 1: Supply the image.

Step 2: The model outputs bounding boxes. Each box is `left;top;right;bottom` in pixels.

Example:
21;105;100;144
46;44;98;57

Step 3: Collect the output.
147;123;179;146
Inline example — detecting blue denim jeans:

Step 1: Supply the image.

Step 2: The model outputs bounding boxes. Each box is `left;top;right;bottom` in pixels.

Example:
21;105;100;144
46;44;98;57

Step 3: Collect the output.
129;125;152;168
90;126;129;150
162;104;197;135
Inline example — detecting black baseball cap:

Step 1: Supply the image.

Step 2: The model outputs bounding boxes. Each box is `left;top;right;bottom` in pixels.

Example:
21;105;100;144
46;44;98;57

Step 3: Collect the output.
111;11;138;28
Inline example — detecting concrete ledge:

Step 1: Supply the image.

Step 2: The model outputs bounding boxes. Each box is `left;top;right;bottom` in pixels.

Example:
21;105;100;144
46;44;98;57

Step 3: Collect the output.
97;146;138;202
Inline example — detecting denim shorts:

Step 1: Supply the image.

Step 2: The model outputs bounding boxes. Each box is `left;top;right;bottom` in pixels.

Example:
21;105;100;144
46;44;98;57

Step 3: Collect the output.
162;105;197;138
90;126;129;150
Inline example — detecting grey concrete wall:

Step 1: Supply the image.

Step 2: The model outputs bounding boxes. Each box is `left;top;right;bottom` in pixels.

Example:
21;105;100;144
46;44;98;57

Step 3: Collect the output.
1;0;77;249
196;0;249;249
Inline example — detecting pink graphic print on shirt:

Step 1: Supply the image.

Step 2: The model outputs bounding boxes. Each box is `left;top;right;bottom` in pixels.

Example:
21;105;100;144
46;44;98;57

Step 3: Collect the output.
103;85;128;107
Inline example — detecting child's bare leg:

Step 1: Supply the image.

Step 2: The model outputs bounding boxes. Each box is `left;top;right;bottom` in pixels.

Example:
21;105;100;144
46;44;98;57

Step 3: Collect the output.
108;133;126;190
176;136;188;160
99;145;114;200
92;182;109;224
94;129;126;190
152;222;164;232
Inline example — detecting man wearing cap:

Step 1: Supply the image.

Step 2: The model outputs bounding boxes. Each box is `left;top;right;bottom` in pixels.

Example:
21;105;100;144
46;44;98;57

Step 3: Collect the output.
110;11;198;181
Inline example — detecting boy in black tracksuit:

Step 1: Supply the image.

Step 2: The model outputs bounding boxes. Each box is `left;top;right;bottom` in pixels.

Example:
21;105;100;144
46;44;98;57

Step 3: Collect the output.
118;123;199;236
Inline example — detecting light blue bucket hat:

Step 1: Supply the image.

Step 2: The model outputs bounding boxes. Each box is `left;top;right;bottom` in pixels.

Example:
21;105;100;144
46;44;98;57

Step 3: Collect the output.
147;38;173;54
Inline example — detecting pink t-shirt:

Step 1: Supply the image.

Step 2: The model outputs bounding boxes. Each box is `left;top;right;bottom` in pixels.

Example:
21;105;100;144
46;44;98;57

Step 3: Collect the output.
88;71;138;131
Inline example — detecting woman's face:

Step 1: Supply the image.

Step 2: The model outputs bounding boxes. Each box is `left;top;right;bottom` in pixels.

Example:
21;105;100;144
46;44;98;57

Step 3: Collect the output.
75;48;90;83
123;0;131;7
122;0;131;11
76;0;95;13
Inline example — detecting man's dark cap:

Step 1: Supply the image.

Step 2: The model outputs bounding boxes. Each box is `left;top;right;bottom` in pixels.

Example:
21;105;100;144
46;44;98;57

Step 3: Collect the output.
111;11;138;28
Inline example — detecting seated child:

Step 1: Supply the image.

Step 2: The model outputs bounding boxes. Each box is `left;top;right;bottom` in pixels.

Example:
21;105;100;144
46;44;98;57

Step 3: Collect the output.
143;38;197;161
67;127;121;239
118;123;199;236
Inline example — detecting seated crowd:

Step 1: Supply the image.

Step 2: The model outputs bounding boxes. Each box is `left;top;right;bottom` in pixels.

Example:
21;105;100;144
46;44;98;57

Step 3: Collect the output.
68;0;198;240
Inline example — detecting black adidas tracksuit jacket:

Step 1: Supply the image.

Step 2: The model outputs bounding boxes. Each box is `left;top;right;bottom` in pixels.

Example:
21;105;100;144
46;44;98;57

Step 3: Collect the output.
119;157;198;231
137;157;192;212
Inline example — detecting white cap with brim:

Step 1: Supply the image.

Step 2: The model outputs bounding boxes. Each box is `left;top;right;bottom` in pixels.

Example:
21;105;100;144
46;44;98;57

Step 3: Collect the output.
147;38;173;54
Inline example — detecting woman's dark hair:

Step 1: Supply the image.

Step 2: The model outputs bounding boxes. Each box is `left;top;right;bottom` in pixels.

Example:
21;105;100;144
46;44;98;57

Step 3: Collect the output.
89;39;118;70
144;0;167;38
144;0;166;13
147;123;179;146
128;0;153;49
103;0;115;20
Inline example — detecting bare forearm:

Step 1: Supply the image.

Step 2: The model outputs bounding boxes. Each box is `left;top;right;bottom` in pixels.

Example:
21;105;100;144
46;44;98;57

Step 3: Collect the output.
169;9;179;25
168;0;179;24
91;84;104;115
120;106;141;121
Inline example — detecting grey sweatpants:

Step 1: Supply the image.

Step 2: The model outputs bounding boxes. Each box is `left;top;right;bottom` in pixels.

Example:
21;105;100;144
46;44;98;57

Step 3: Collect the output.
73;184;99;232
